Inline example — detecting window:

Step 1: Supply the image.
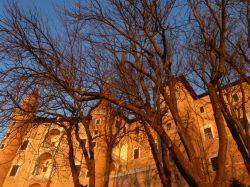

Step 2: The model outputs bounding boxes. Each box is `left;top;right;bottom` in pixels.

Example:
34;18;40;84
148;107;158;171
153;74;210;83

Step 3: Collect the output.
232;94;239;102
41;160;50;173
42;166;48;172
0;143;5;149
95;119;101;125
34;152;52;176
204;127;213;140
75;165;81;175
9;165;19;176
6;133;10;138
240;118;249;129
86;170;90;178
135;127;140;134
210;156;218;171
20;140;29;150
166;123;172;130
200;106;205;113
94;129;99;136
133;148;139;159
46;129;60;147
92;142;96;147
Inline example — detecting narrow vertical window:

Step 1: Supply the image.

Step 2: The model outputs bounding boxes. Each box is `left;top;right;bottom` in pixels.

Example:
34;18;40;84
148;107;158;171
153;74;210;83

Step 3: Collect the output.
94;129;99;136
134;148;139;159
9;165;19;176
200;106;205;113
95;119;101;125
20;140;29;150
0;143;5;149
166;123;172;130
135;127;140;134
210;156;218;171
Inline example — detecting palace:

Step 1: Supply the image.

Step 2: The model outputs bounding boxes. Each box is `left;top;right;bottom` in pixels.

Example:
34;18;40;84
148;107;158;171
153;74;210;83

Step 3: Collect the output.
0;80;249;187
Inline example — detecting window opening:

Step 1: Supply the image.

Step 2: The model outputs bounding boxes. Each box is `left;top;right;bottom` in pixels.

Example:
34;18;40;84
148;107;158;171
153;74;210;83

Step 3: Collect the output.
211;156;218;171
96;119;101;125
134;148;139;159
232;94;239;102
9;165;19;176
0;143;5;149
204;127;213;140
20;140;29;150
200;106;205;113
166;123;172;130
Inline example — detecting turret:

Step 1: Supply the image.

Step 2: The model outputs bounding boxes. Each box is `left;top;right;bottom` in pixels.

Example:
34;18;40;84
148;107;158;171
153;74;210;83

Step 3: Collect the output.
12;86;39;122
22;86;39;112
0;87;39;186
100;82;111;108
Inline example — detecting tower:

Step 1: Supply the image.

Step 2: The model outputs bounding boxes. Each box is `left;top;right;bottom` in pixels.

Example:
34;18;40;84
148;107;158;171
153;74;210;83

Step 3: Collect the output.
0;87;39;186
90;83;113;187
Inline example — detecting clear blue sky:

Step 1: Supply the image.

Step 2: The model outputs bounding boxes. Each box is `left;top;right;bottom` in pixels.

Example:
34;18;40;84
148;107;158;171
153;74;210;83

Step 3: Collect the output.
0;0;56;13
0;0;70;24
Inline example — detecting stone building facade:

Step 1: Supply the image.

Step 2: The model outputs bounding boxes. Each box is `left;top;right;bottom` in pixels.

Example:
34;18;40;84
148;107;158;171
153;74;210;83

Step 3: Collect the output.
0;80;249;187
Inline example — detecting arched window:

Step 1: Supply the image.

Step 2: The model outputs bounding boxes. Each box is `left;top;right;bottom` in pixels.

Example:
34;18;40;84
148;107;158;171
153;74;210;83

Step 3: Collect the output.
34;152;52;176
113;143;128;161
45;129;60;147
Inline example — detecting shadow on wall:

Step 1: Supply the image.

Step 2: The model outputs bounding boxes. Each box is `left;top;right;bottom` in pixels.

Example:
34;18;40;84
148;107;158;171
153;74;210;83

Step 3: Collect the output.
29;183;42;187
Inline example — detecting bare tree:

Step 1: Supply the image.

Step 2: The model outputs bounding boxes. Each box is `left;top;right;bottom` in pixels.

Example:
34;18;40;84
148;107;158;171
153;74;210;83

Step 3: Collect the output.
0;3;123;187
0;1;248;187
186;1;250;184
66;0;218;186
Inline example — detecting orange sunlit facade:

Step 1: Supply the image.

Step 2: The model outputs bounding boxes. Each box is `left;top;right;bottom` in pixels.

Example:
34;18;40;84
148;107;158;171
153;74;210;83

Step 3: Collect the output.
0;80;249;187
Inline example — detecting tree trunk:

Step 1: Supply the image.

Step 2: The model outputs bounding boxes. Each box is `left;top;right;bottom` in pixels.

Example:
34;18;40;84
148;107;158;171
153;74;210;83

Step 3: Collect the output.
161;139;174;186
152;123;209;187
143;123;172;186
66;128;81;187
207;84;228;187
88;158;95;187
222;110;250;174
102;146;112;187
219;87;250;174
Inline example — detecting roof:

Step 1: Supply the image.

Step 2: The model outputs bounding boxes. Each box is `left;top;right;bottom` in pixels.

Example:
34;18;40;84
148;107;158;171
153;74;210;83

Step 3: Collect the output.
177;76;249;100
